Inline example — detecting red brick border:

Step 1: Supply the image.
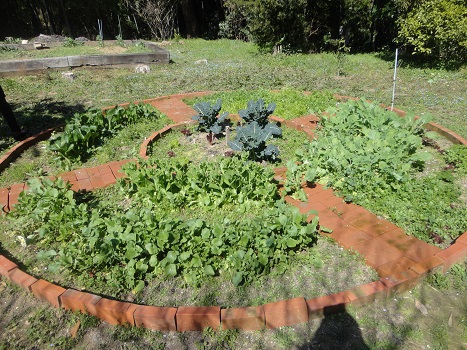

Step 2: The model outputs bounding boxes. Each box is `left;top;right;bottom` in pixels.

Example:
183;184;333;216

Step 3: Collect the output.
0;92;466;332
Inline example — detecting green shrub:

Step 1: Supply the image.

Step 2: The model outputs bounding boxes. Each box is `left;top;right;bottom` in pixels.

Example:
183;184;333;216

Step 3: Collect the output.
397;0;467;67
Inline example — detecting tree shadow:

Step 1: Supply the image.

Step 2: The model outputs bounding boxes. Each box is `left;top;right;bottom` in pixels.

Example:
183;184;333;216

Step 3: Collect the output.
0;98;86;153
298;306;369;350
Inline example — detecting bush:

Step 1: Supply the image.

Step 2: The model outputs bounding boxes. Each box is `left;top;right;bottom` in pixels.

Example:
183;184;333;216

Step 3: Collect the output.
397;0;467;67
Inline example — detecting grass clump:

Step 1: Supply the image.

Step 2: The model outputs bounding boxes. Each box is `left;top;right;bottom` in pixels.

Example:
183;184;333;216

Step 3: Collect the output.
187;88;336;120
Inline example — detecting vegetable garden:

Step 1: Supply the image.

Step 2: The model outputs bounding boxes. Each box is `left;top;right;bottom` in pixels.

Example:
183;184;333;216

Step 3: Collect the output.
0;88;466;329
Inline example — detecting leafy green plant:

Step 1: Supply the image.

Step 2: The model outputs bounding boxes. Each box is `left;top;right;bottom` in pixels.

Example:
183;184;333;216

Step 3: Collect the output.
62;37;83;47
192;99;229;143
227;98;282;162
286;99;430;202
49;103;162;165
445;144;467;174
238;98;277;127
228;121;281;162
9;158;318;289
115;34;125;47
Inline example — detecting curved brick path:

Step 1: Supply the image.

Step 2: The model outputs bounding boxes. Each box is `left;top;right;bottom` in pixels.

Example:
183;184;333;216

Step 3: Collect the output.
0;92;466;331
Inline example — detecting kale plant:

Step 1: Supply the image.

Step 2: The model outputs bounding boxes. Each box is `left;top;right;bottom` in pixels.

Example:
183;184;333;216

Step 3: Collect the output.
228;121;281;161
238;98;276;127
192;98;229;137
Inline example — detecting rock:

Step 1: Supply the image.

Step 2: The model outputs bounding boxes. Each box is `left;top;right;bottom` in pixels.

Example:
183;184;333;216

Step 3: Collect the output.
75;37;90;42
135;64;151;74
61;72;76;81
195;59;208;65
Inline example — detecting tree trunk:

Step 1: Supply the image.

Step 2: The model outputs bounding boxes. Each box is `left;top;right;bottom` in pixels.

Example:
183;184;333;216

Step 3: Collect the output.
181;0;199;37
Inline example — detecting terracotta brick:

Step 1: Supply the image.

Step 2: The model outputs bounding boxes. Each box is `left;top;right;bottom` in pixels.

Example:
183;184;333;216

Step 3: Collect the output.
375;256;417;278
6;268;38;290
126;304;138;326
296;200;327;214
347;281;387;305
403;240;442;263
59;172;77;183
409;255;444;276
9;183;25;195
456;232;467;246
378;228;417;251
60;289;102;315
306;292;350;318
263;297;308;329
353;219;399;237
0;188;8;211
328;201;360;215
70;181;80;192
308;189;335;203
94;298;133;325
109;162;127;179
221;306;265;331
78;179;93;192
176;306;221;331
339;206;373;223
380;269;420;295
89;176;105;189
30;279;66;308
316;209;346;231
319;194;344;207
352;238;404;264
96;164;113;175
327;225;373;249
74;169;89;181
435;243;467;273
363;247;405;268
302;183;325;197
133;305;177;331
7;192;19;209
0;255;18;277
86;167;101;177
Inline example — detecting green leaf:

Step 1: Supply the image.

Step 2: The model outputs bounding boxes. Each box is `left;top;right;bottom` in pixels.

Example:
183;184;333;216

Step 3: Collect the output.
204;265;215;276
132;280;145;294
165;263;177;277
232;272;243;286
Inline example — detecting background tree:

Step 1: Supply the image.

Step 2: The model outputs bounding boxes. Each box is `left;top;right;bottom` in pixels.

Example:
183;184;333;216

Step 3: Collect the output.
397;0;467;67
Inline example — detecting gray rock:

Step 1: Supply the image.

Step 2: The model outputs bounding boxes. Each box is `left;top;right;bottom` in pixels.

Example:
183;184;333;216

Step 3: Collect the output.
135;64;151;73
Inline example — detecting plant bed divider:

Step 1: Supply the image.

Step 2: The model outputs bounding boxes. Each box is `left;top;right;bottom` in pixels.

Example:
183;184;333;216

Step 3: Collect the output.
0;92;466;331
0;40;170;77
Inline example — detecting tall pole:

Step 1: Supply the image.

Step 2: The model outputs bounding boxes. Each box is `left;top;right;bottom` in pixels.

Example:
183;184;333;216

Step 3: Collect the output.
391;49;399;111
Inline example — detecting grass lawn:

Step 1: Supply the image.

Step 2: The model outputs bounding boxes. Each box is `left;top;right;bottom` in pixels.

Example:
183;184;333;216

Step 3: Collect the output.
0;39;466;349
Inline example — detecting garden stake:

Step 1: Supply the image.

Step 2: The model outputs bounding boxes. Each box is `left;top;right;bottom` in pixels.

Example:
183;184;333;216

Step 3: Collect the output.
391;49;399;111
226;126;230;143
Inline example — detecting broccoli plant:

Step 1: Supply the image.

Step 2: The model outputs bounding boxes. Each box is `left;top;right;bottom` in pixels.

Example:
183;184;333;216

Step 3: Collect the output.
192;99;229;144
238;98;276;127
228;121;281;161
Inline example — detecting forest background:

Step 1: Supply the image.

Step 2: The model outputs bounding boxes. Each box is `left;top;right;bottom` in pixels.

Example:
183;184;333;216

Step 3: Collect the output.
1;0;466;69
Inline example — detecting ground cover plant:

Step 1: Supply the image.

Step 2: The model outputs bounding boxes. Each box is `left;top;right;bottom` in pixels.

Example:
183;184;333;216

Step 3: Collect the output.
0;38;465;349
187;88;337;120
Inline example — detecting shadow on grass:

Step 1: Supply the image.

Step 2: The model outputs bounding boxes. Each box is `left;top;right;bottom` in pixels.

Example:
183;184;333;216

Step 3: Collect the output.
299;307;369;350
0;98;86;154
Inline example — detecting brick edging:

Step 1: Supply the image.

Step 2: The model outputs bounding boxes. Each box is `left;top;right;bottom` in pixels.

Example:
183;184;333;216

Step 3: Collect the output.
1;92;466;331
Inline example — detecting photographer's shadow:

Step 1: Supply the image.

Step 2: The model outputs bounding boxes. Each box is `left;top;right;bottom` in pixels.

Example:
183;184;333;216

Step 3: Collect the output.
300;306;369;350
